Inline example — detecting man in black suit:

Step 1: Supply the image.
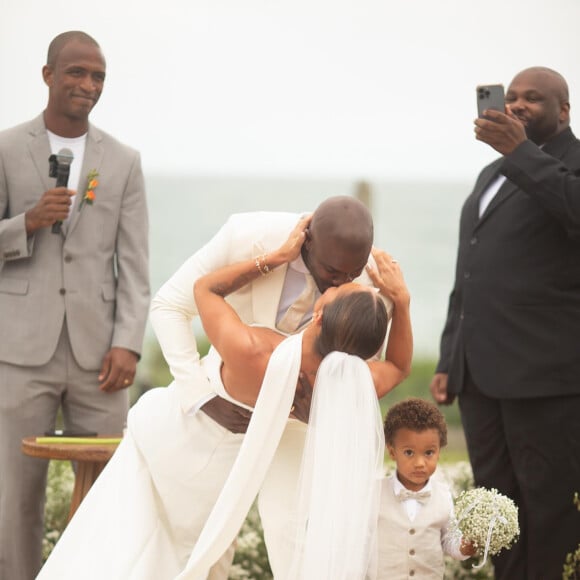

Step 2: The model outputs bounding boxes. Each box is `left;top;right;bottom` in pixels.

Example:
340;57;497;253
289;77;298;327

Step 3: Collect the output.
430;67;580;580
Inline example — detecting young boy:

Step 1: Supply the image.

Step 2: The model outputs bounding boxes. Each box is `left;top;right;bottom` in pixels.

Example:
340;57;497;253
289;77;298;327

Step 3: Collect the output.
377;397;475;578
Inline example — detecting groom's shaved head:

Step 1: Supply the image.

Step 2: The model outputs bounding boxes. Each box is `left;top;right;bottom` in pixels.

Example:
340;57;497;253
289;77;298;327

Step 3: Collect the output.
303;196;374;293
310;196;373;252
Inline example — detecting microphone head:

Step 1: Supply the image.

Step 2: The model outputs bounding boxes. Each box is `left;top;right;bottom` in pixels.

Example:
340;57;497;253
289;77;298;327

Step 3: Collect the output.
56;148;74;167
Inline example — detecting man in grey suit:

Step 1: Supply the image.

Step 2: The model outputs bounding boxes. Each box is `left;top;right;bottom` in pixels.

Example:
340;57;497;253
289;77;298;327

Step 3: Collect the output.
0;31;150;580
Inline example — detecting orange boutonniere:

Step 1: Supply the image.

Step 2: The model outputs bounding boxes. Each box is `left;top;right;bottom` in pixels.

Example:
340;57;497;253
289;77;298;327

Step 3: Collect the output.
79;169;99;210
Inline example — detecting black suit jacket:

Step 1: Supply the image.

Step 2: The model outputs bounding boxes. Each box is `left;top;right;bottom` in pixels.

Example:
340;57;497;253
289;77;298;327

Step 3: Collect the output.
437;127;580;398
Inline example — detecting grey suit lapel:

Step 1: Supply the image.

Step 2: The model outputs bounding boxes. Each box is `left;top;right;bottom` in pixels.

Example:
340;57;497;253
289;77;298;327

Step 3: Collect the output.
66;126;104;236
26;116;54;202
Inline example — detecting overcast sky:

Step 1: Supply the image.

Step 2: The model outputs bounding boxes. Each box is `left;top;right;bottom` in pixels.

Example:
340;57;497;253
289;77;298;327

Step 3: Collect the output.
1;0;579;182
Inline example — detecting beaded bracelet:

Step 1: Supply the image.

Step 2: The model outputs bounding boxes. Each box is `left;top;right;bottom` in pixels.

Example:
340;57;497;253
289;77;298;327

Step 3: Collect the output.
255;254;271;276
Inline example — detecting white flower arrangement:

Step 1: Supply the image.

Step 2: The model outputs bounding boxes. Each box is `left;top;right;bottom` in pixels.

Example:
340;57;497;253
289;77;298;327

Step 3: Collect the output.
43;461;74;562
452;487;520;569
44;460;506;578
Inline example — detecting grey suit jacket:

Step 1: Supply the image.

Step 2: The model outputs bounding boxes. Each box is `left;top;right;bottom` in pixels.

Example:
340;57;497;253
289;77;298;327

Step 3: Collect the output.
0;115;150;370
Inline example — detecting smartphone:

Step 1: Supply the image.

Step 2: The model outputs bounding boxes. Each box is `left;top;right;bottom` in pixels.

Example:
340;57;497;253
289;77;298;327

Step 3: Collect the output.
476;84;505;118
44;429;98;437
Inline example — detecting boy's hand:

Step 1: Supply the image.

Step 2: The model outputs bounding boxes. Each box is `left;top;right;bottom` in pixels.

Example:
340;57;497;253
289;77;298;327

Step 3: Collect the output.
460;537;477;557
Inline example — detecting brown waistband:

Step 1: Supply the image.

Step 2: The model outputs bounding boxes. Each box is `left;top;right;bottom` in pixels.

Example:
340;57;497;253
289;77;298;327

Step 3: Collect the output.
199;395;253;434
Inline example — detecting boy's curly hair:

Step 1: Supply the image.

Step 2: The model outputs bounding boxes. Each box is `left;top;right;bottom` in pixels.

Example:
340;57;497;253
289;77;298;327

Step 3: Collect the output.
384;397;447;447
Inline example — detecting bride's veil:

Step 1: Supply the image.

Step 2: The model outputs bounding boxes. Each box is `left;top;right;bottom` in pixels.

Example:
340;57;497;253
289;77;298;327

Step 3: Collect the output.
288;351;385;580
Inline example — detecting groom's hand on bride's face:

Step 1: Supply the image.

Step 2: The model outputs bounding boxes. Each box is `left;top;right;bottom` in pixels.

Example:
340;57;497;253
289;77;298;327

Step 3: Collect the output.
291;372;313;423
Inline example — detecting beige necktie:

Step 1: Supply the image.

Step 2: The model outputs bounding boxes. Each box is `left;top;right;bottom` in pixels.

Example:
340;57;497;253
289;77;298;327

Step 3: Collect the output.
277;274;317;333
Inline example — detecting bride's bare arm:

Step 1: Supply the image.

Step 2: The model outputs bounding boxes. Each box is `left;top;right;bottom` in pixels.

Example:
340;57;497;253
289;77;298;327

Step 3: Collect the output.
193;216;311;364
366;248;413;398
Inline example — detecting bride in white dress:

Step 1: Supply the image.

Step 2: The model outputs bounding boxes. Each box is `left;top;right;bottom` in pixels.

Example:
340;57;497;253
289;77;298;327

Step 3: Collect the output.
37;217;412;580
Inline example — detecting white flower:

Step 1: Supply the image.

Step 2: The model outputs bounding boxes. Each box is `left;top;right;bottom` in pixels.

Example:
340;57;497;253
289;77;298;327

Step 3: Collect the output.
452;487;519;569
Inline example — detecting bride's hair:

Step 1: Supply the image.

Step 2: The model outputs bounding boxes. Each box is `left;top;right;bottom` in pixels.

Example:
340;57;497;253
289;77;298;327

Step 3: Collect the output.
315;290;387;360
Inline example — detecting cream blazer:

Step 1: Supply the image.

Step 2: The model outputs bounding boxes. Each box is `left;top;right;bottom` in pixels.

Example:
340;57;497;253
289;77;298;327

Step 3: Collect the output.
150;210;387;412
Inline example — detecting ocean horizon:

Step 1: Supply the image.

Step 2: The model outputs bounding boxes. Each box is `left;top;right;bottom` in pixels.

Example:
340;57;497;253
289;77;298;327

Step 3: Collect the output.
145;174;472;360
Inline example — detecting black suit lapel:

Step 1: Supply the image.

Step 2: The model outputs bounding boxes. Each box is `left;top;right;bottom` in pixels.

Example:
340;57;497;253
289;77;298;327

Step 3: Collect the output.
463;188;482;227
477;177;518;225
463;160;504;230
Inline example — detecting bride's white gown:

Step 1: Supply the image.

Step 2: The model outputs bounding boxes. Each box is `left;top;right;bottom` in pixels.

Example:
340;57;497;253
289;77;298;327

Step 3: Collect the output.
37;333;384;580
38;334;301;580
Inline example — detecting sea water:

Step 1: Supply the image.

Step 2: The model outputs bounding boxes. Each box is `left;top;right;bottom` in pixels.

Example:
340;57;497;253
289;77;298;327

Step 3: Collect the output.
146;174;471;358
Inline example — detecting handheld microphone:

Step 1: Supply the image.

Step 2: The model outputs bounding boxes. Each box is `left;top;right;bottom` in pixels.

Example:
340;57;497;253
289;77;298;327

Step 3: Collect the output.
48;148;74;234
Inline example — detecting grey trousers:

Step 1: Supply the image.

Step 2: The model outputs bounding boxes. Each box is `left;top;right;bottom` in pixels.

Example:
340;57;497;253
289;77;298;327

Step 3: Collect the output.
0;323;128;580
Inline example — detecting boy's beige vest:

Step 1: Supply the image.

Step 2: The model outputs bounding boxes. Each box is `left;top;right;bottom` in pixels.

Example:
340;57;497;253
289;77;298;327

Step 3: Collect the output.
376;475;453;579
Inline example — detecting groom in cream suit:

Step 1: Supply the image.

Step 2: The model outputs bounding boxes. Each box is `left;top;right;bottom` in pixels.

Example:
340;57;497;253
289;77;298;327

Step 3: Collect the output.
151;196;387;578
0;31;149;580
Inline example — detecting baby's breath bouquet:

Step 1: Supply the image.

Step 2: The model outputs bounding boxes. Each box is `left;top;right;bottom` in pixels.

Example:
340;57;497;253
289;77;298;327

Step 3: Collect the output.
452;487;519;569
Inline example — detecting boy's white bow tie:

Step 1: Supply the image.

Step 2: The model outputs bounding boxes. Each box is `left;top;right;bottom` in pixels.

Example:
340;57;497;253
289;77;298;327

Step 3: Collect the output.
396;488;431;504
